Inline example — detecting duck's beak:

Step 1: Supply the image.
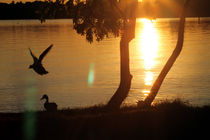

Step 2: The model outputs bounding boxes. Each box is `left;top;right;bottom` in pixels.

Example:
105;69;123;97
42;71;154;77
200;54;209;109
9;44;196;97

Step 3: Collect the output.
40;97;44;100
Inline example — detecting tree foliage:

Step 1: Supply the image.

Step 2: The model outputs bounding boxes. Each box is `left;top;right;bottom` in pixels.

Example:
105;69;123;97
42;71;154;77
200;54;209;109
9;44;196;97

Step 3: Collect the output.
73;0;123;43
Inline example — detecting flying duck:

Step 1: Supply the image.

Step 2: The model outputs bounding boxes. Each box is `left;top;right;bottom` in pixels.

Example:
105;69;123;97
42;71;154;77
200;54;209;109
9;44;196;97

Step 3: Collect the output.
41;94;57;112
29;44;53;75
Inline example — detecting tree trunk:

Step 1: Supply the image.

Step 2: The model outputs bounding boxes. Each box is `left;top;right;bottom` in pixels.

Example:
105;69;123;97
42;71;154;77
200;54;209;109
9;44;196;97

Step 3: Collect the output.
143;0;190;106
106;0;138;110
107;35;133;109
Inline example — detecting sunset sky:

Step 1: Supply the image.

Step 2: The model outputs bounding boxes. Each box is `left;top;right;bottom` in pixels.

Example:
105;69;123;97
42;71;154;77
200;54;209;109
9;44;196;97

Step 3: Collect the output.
0;0;40;3
1;0;143;4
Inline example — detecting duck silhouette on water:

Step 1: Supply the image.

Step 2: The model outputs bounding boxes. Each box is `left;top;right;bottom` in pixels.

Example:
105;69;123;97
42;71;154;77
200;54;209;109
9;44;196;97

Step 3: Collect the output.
29;44;53;75
41;94;57;112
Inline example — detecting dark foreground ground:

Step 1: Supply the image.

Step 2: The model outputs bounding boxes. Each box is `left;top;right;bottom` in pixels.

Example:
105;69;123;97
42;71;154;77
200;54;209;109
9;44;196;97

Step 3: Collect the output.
1;100;210;140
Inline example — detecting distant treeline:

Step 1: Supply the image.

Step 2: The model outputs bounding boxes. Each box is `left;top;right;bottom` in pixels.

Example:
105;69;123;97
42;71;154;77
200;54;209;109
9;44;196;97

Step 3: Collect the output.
0;1;44;19
0;0;210;20
0;0;74;19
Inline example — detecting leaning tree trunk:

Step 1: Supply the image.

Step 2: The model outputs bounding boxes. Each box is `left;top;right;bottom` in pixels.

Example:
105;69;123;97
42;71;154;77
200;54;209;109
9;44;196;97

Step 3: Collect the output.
144;0;190;106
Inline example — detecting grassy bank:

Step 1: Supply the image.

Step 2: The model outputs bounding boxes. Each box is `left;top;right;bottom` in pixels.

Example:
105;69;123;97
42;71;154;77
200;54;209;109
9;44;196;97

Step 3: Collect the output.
1;100;210;140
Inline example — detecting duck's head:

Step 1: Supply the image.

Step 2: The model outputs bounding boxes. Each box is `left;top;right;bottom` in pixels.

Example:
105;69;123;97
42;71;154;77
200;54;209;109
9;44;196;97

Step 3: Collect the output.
29;65;33;69
41;94;48;100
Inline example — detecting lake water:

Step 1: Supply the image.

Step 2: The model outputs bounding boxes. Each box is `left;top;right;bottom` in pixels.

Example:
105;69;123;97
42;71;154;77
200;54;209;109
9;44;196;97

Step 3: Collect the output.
0;18;210;112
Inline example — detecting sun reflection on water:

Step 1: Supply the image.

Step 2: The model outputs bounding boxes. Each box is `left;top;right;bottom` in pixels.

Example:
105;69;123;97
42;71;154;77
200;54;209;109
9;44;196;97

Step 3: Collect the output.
145;71;154;86
140;18;159;70
138;18;159;96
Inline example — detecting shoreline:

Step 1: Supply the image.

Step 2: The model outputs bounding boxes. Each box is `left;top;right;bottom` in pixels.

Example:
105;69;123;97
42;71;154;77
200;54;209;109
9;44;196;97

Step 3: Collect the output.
0;16;210;20
1;100;210;140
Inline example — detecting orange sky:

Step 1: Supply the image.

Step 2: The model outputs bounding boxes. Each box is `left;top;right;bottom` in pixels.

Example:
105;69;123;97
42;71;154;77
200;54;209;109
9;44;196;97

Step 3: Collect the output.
0;0;42;3
0;0;144;3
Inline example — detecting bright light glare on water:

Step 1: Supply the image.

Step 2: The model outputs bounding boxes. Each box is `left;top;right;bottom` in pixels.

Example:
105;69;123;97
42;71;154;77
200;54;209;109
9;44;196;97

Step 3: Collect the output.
139;18;159;71
137;18;159;97
145;71;154;86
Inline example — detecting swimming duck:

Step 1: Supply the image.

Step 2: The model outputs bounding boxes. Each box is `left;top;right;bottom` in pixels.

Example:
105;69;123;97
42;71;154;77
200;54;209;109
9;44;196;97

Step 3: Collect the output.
29;44;53;75
41;94;57;112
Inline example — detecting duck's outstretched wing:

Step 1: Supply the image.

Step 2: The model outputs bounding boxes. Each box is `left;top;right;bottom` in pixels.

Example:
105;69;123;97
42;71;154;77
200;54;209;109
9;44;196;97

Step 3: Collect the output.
29;48;38;61
39;44;53;61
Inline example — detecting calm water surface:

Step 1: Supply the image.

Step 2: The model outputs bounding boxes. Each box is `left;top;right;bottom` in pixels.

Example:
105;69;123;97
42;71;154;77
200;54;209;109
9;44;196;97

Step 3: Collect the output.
0;18;210;112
